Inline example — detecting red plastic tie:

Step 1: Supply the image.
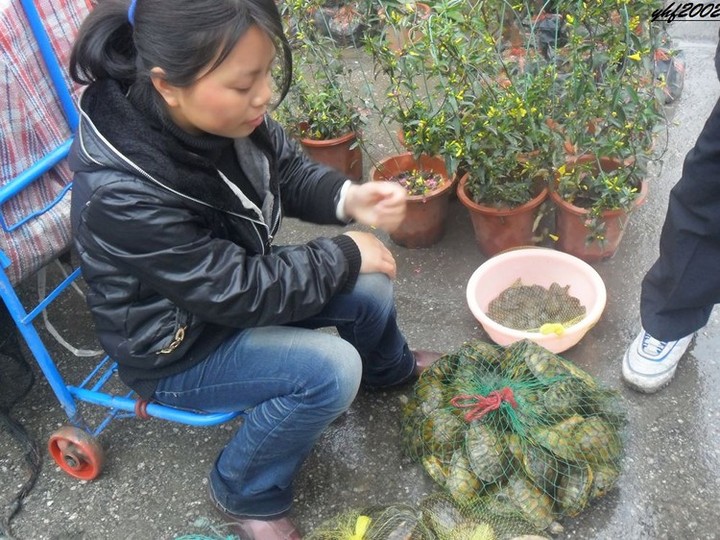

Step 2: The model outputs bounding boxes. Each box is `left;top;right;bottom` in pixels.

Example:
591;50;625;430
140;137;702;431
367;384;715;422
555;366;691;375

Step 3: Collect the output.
134;399;151;419
450;387;518;422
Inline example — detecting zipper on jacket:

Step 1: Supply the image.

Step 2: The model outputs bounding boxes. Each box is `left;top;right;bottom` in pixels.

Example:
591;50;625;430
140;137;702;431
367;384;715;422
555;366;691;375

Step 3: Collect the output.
216;169;269;250
79;110;273;254
157;325;186;355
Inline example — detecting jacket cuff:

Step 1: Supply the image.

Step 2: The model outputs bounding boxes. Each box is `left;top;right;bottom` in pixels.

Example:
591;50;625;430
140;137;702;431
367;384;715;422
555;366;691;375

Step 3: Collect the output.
311;171;351;224
331;234;362;292
335;180;353;222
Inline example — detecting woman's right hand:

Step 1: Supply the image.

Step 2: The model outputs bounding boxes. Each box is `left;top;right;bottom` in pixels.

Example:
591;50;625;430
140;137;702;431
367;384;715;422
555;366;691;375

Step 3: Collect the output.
343;231;397;280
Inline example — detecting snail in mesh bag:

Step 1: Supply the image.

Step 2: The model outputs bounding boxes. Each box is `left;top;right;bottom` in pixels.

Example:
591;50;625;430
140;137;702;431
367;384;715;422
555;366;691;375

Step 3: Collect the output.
402;340;626;534
420;493;550;540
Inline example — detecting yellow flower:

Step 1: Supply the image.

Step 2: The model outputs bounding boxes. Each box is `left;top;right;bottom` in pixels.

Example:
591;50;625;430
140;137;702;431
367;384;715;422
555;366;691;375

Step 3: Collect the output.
628;52;641;61
565;14;575;24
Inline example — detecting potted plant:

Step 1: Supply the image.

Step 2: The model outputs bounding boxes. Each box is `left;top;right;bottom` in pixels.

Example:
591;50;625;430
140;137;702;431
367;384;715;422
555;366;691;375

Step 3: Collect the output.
363;0;563;255
549;81;662;261
275;0;366;180
547;0;666;260
448;48;557;256
310;0;369;46
363;0;562;252
361;16;458;248
369;153;453;248
550;156;649;262
362;5;438;149
436;0;666;258
277;72;365;181
374;0;432;53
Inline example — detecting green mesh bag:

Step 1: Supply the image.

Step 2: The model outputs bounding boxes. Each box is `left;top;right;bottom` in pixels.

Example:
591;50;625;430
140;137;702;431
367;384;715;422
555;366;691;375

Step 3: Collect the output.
418;492;546;540
306;503;434;539
402;340;626;534
307;495;546;540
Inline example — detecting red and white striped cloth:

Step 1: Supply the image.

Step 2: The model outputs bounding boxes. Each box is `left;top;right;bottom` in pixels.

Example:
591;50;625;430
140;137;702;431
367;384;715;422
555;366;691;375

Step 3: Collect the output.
0;0;92;284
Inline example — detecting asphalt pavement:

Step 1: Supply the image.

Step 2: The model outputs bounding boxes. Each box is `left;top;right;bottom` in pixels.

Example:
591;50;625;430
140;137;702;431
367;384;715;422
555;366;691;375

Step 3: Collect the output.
1;17;719;540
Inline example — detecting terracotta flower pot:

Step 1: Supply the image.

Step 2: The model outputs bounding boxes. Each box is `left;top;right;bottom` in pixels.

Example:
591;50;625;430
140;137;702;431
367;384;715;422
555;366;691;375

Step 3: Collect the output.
397;129;460;198
299;128;363;182
370;153;453;248
550;155;647;262
550;180;648;262
456;173;548;257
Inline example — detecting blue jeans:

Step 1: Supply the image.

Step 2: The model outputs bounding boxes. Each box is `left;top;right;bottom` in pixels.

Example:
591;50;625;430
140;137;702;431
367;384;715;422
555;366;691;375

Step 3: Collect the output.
153;273;415;518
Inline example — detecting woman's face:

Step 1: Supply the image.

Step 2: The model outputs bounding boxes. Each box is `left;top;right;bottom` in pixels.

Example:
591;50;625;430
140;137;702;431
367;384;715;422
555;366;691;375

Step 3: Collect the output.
156;25;276;138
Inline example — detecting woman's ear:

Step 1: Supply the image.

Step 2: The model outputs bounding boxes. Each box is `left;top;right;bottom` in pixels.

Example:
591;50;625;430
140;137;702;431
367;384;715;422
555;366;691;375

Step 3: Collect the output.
150;67;180;107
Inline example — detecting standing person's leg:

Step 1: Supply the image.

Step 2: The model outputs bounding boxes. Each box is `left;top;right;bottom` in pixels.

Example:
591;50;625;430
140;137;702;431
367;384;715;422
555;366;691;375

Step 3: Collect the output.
153;326;362;537
623;91;720;392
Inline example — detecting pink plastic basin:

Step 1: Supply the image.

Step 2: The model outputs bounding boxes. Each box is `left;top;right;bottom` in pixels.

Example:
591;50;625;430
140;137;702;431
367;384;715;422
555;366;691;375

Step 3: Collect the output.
466;248;607;353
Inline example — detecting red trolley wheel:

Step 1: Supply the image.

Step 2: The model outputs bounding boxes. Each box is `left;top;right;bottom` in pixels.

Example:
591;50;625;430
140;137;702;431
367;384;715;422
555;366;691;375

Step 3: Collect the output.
48;426;105;480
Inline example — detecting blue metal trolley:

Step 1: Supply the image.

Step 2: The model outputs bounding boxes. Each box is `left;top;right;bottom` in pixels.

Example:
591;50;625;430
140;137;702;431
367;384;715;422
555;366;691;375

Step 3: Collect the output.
0;0;243;480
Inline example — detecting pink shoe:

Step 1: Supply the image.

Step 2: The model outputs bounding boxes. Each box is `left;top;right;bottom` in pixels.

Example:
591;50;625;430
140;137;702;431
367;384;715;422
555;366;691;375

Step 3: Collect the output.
412;349;443;376
227;516;302;540
208;485;302;540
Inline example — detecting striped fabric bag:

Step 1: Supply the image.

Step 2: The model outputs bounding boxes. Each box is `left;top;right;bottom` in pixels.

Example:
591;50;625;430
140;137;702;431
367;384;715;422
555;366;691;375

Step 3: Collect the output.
0;0;92;285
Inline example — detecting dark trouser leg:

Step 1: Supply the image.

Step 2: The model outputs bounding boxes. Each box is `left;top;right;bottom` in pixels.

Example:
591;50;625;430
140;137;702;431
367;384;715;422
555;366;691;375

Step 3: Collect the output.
640;96;720;340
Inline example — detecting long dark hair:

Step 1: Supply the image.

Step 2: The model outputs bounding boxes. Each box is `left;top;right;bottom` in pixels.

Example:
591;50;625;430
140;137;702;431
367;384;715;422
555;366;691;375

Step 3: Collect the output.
70;0;292;105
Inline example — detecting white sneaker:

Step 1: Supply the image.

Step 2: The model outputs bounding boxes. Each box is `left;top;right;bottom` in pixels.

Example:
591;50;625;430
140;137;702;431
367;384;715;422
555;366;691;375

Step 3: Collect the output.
622;327;694;393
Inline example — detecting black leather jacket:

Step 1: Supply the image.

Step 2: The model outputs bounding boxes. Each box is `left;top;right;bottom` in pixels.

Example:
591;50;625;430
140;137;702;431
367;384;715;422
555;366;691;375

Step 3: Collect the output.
69;80;361;397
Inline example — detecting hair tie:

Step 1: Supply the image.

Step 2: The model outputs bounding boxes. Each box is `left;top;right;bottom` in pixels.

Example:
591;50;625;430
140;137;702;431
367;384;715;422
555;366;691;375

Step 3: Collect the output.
128;0;138;26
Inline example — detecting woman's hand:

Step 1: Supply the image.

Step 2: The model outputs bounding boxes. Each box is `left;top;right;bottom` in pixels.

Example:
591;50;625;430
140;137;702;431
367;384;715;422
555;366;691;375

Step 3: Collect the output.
343;231;397;279
343;182;406;232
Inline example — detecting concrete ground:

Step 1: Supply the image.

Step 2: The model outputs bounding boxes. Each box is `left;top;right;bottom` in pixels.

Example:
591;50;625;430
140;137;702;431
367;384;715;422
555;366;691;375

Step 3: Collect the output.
1;18;720;540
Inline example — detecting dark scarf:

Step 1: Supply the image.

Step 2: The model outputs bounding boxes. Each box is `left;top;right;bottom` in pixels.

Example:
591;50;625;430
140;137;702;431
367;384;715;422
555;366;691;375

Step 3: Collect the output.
80;79;272;216
156;105;263;208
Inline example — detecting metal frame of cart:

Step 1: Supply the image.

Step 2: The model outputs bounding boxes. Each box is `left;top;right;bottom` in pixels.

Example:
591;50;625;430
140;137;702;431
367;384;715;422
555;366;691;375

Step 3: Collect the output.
0;0;243;481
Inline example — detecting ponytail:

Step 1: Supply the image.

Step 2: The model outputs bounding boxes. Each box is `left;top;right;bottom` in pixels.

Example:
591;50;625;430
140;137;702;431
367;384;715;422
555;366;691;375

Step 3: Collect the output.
70;0;138;85
69;0;292;103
